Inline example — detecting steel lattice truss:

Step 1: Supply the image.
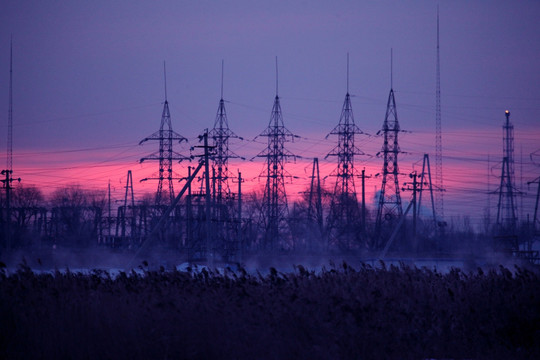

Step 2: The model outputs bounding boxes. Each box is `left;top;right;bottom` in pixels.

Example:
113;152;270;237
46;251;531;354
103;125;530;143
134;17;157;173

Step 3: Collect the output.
496;111;518;240
257;95;296;251
325;92;365;250
375;88;403;249
139;100;188;206
209;97;240;217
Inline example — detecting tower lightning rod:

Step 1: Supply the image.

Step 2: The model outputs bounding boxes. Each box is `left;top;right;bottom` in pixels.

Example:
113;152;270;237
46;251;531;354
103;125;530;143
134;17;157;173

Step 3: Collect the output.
346;52;349;94
275;56;279;96
390;48;393;90
221;59;224;100
163;61;168;101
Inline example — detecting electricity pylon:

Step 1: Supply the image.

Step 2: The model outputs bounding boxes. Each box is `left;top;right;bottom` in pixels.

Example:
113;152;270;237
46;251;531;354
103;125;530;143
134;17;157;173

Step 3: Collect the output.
496;110;518;251
375;50;403;250
325;54;365;251
139;63;188;206
307;157;324;251
116;170;136;243
208;61;242;259
209;61;242;215
256;58;297;251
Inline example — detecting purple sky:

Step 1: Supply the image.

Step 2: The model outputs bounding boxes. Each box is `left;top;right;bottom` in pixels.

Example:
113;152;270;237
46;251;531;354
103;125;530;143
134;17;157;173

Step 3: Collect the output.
1;0;539;229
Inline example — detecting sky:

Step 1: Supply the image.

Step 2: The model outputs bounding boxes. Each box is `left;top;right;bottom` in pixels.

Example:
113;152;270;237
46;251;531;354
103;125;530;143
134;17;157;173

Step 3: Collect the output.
0;0;539;230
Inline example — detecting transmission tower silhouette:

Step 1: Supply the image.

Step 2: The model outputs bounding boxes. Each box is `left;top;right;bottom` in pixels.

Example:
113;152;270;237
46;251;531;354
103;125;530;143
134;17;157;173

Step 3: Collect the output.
325;54;365;251
435;7;445;228
208;61;242;260
306;157;324;251
374;50;403;250
256;58;297;251
116;170;136;242
496;110;518;248
139;63;188;206
209;61;241;219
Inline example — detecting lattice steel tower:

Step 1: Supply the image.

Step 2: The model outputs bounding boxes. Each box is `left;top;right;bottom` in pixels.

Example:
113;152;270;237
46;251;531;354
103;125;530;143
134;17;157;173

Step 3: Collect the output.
209;61;240;217
256;58;296;251
496;110;518;239
325;55;365;250
375;50;403;249
140;63;188;206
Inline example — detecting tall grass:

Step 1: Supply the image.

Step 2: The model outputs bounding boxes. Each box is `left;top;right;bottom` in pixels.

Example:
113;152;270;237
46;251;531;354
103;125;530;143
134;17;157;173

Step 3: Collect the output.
1;262;539;359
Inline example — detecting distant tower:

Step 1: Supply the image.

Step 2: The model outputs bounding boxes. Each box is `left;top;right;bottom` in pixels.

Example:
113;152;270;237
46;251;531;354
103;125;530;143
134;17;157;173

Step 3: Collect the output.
435;7;445;226
256;57;296;251
306;157;324;250
139;63;188;206
325;54;365;250
375;50;403;249
496;110;518;241
209;60;240;218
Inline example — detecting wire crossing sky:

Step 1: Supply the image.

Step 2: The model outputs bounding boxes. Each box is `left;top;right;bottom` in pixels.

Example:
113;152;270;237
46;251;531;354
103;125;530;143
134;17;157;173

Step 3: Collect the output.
1;0;539;230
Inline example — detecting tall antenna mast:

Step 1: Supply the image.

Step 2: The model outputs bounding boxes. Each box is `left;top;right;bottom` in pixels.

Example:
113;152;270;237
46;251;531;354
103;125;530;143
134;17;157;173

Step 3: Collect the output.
390;48;393;89
275;56;279;97
7;35;13;172
220;59;224;100
346;52;349;94
435;7;444;226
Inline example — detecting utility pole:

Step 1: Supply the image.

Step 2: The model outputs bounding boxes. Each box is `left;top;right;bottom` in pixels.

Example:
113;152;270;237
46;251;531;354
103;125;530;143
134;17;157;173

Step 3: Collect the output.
204;131;212;264
187;166;192;248
108;180;111;239
1;170;19;250
237;170;243;260
526;177;539;255
192;130;215;264
528;177;540;234
400;171;420;251
362;168;366;236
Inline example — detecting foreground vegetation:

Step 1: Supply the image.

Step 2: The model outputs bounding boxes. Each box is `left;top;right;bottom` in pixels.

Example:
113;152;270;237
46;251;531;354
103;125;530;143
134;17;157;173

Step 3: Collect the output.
1;262;539;359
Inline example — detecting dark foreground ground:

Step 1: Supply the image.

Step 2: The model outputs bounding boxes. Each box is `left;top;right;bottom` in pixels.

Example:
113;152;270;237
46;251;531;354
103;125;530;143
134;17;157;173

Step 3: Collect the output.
1;262;539;360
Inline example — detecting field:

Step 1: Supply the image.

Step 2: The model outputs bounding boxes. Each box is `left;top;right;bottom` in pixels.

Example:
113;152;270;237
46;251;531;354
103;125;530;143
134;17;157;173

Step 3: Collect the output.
1;262;539;359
